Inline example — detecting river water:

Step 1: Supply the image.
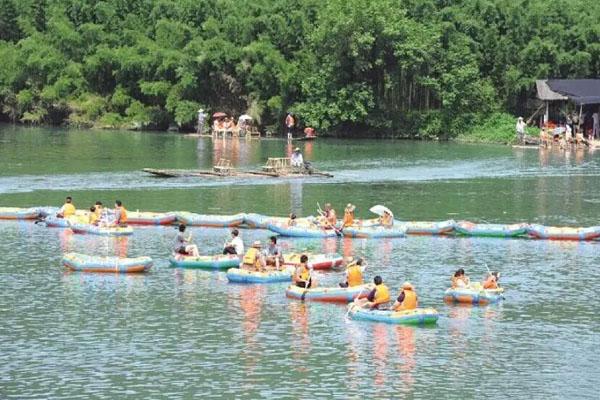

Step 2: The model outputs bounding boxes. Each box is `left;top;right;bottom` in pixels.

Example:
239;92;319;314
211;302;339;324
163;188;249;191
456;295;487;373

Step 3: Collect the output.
0;125;598;399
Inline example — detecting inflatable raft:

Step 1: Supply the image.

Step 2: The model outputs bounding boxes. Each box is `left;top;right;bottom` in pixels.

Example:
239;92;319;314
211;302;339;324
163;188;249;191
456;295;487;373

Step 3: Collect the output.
226;267;294;284
62;252;153;273
267;223;339;238
286;283;373;302
0;207;40;220
454;221;528;237
283;253;344;270
347;303;439;325
343;225;407;238
444;286;504;305
243;214;315;229
70;224;134;236
404;220;456;235
175;212;245;227
127;211;177;225
169;254;240;269
527;224;600;241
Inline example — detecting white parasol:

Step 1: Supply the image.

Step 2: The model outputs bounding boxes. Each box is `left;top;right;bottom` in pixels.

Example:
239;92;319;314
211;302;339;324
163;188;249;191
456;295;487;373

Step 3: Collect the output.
369;205;393;218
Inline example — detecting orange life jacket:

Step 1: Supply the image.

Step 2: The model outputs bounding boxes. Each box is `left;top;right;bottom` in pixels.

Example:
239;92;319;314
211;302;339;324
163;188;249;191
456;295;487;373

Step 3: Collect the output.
483;276;498;289
343;211;354;227
396;289;417;311
347;264;363;287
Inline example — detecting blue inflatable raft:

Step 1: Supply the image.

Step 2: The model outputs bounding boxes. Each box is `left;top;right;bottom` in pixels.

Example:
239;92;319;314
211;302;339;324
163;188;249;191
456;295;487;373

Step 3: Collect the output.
226;267;294;283
169;254;240;269
347;303;439;325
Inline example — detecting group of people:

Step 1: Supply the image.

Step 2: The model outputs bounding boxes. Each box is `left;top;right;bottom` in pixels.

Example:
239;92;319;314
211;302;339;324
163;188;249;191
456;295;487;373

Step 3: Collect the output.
451;268;500;290
56;196;128;227
516;110;600;147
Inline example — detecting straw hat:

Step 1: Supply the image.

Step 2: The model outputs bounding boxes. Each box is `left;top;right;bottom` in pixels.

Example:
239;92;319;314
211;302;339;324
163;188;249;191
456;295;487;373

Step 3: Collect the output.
402;281;414;290
252;241;262;248
294;147;300;152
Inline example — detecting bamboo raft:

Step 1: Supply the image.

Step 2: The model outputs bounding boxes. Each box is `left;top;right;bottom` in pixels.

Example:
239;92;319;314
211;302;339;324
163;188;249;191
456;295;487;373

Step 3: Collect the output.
143;158;333;178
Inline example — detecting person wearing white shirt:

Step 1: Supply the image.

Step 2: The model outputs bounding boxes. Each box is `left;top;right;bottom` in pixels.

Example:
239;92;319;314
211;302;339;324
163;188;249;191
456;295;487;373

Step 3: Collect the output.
290;147;304;167
223;229;244;255
515;117;526;144
592;111;599;139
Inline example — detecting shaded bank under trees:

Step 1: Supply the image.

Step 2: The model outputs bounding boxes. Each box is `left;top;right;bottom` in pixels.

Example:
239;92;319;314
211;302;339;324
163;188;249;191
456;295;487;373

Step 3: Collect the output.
0;0;598;138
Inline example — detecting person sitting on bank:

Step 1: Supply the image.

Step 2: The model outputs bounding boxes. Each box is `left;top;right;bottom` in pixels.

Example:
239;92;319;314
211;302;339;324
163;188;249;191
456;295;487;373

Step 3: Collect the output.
291;147;304;168
451;268;470;288
516;117;526;144
392;282;418;311
113;200;128;226
379;210;393;228
242;241;265;270
482;271;500;289
223;229;244;256
88;206;99;225
57;196;76;218
174;224;200;257
343;204;355;227
356;275;390;310
263;236;284;269
293;255;313;288
339;257;364;288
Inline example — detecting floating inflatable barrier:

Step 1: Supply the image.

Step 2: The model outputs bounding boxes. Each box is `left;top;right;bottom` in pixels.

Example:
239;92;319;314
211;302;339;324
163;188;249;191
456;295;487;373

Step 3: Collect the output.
127;211;177;225
267;223;338;238
404;220;456;235
62;252;152;273
283;253;344;270
169;254;240;269
347;303;439;325
70;224;134;236
175;212;245;227
527;224;600;241
226;267;294;283
286;283;373;302
343;225;407;238
454;221;528;237
443;285;504;305
0;207;40;220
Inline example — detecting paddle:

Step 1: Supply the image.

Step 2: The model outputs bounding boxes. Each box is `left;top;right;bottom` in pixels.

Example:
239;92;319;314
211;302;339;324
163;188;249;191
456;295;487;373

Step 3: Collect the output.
316;202;342;237
483;262;505;299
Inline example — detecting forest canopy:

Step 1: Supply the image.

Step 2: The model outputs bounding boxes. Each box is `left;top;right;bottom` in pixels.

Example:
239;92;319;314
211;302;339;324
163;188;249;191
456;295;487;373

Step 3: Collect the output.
0;0;598;137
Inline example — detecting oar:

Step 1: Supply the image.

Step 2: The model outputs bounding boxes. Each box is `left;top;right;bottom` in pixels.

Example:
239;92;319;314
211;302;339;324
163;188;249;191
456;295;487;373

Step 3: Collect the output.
483;262;505;299
316;202;342;237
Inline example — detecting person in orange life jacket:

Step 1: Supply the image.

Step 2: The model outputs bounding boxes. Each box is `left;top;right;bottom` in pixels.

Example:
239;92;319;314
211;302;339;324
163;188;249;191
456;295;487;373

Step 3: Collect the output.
482;271;500;289
355;275;390;310
339;257;364;288
57;196;75;218
293;255;313;288
113;200;128;226
392;282;418;311
343;204;355;227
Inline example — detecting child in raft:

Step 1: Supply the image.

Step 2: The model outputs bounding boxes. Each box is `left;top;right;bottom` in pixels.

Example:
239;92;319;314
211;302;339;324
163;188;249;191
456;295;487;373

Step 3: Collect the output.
174;224;200;257
451;268;470;288
482;271;500;289
293;255;315;288
355;275;390;310
392;282;418;311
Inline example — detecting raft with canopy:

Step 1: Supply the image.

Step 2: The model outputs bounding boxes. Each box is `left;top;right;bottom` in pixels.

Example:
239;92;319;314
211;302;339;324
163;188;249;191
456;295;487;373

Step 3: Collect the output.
404;220;456;235
0;207;40;220
169;254;240;269
443;285;504;305
175;212;246;227
267;222;338;238
454;221;529;237
127;211;177;225
62;252;153;273
527;224;600;241
347;303;439;325
226;267;294;284
283;253;343;270
285;283;373;303
70;223;134;236
342;225;407;238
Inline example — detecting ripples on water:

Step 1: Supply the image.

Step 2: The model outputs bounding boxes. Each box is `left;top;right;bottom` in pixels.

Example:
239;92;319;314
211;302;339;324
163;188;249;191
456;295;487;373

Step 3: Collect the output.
0;222;599;398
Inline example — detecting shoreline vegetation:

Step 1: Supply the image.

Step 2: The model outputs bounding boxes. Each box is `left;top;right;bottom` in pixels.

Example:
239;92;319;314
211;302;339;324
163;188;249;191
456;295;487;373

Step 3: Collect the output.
1;0;598;142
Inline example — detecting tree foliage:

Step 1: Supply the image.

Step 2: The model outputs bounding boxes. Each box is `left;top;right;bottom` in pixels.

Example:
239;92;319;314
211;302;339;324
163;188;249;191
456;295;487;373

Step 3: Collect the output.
0;0;598;136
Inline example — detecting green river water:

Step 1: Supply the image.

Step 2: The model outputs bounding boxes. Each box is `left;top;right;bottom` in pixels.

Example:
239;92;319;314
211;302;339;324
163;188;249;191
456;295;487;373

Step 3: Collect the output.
0;125;599;399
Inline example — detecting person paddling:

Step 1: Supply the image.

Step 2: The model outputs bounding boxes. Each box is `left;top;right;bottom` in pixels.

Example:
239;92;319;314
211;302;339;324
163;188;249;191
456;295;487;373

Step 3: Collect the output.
482;271;500;289
392;282;418;311
293;255;313;288
174;224;200;257
57;196;76;218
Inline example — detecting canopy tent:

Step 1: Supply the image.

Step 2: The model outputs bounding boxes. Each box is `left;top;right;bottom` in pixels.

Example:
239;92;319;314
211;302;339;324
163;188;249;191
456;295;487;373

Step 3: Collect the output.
537;79;600;105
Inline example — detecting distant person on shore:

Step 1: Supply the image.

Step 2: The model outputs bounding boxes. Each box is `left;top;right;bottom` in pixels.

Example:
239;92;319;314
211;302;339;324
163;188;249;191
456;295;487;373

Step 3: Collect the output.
223;229;244;255
304;127;316;138
451;268;470;288
197;109;206;134
592;110;599;140
291;147;304;167
285;112;296;139
113;200;128;226
57;196;75;218
174;224;199;257
516;117;526;144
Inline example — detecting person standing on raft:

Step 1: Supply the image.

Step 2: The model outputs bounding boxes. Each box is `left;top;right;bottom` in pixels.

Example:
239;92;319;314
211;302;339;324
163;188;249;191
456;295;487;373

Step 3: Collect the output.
223;229;244;256
174;224;200;257
339;257;364;288
293;255;313;288
57;196;76;218
355;275;390;310
285;112;296;139
392;282;418;311
113;200;128;226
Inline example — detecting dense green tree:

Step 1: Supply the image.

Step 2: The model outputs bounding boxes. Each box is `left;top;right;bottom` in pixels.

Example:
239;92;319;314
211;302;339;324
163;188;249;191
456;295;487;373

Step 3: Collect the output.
0;0;21;42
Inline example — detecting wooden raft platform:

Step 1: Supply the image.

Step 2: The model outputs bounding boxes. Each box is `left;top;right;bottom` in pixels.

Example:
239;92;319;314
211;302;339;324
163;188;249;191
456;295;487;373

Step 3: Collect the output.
143;166;333;179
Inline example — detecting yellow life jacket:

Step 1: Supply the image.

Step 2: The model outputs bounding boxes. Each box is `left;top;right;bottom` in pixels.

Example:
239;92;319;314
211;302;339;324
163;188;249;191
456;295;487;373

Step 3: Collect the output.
117;207;128;224
396;289;417;310
62;203;76;217
374;284;390;305
243;248;261;267
88;213;98;225
299;265;310;281
347;264;363;287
